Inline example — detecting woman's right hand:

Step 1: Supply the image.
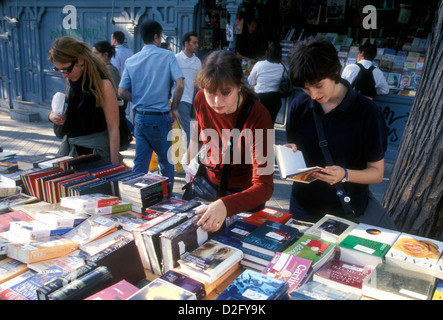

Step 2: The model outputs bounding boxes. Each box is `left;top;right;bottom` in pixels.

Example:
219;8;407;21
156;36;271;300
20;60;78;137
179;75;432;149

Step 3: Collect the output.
284;143;298;152
49;111;66;126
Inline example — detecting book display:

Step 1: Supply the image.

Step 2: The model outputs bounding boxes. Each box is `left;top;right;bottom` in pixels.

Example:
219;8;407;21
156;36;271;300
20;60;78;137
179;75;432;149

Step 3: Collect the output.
1;151;443;301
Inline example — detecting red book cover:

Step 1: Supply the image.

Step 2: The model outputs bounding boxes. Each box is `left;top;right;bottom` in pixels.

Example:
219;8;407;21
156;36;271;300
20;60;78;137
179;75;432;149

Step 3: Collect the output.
92;165;126;179
54;173;91;203
23;168;62;197
0;210;34;233
46;172;88;203
243;208;292;227
314;259;374;291
84;279;139;300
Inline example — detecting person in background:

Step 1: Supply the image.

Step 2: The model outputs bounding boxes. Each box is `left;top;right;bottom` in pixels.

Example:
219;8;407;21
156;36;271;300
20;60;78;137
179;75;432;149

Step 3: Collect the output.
118;20;184;189
161;42;172;50
48;36;120;164
187;50;274;232
248;41;284;124
174;31;202;147
111;31;134;75
285;36;396;229
235;19;265;65
341;39;389;99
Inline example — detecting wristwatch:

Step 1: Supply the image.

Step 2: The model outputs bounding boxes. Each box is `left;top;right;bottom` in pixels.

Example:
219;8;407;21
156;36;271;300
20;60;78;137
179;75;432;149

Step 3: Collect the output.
341;168;348;183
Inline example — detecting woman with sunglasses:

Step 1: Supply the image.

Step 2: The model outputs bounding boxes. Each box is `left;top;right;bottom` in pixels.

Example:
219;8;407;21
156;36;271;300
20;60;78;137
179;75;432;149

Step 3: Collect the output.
187;50;274;232
48;36;120;164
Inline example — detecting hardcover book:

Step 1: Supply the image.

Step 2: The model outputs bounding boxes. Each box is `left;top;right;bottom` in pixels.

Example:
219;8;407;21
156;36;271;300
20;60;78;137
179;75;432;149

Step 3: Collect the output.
304;214;357;244
385;233;443;276
362;263;436;300
283;234;336;271
160;215;208;274
178;239;244;284
127;278;197;300
84;279;139;300
290;280;361;300
313;259;374;295
338;223;401;267
242;207;292;227
216;269;289;300
262;252;312;293
242;221;301;257
274;145;322;183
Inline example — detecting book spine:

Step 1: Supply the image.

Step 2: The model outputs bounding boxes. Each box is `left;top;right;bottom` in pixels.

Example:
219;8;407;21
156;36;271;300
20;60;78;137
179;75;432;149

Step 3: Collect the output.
46;266;111;300
36;262;98;300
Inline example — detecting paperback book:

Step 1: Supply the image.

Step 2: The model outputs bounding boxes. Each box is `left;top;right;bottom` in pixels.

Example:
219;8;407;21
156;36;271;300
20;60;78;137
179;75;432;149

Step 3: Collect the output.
304;214;357;244
290;280;361;300
160;270;206;299
85;279;139;300
127;278;197;300
242;207;292;227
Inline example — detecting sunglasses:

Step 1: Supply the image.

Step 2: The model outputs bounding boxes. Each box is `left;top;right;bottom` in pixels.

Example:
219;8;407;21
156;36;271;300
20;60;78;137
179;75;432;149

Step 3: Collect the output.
53;60;77;74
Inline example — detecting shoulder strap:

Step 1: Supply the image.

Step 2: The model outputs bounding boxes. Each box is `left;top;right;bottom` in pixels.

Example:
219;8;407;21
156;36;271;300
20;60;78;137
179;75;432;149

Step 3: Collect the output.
312;110;355;217
218;94;254;198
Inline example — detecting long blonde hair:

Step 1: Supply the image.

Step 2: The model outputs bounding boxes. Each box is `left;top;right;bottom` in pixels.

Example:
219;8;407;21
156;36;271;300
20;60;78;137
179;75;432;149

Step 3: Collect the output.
48;36;112;107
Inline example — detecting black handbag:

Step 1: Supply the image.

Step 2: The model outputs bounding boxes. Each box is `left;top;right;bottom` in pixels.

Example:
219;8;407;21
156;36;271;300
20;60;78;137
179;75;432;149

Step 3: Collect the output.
182;95;254;202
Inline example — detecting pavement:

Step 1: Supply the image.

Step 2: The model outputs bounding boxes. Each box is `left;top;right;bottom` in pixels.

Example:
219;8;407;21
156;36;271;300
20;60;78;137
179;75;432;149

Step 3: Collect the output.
0;107;391;214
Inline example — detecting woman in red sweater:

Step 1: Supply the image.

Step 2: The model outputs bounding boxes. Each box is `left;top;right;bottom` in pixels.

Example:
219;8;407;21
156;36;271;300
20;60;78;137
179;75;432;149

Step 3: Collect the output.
187;50;274;232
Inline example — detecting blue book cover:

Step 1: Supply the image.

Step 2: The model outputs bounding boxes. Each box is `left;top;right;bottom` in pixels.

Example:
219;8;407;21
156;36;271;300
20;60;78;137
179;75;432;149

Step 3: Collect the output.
216;269;289;300
242;221;301;256
212;220;258;249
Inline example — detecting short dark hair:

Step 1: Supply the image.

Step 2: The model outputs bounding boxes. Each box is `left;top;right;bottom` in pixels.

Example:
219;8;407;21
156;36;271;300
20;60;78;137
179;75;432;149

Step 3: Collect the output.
93;40;115;58
359;40;377;61
265;41;282;64
112;31;125;44
139;20;163;44
289;36;342;88
182;31;198;46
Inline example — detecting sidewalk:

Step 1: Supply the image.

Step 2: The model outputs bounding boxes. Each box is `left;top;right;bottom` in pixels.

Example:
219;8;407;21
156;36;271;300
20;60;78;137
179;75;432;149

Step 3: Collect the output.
0;108;391;214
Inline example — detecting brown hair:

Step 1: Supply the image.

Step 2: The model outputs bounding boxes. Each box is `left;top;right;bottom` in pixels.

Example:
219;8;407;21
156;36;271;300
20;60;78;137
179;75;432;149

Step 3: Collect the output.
195;50;256;98
48;36;112;106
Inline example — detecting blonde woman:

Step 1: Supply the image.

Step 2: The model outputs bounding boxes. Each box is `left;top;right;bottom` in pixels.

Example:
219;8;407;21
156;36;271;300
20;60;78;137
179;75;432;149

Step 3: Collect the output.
48;36;120;164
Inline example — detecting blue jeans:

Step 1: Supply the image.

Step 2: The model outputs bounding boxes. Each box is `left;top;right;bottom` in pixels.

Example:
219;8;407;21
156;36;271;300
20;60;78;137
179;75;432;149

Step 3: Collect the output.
133;112;175;190
176;101;192;147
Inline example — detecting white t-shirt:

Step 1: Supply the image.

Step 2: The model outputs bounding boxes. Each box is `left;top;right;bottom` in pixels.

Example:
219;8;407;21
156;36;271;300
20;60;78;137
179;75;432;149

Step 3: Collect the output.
175;51;202;104
341;59;389;95
248;60;284;94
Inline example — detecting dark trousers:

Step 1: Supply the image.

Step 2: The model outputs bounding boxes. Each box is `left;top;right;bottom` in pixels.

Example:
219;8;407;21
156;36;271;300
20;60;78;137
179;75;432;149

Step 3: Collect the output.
257;92;281;124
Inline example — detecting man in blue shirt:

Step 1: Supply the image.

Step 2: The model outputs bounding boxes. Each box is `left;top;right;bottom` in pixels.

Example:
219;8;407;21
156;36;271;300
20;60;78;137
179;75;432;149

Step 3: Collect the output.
118;20;184;189
110;31;134;75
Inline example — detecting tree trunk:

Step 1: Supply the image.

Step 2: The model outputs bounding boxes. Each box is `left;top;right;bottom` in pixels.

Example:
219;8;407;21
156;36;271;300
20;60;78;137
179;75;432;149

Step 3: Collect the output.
383;1;443;240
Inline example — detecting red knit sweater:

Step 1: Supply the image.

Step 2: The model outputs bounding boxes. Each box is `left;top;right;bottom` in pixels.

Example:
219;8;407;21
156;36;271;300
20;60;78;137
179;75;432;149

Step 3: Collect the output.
193;90;274;216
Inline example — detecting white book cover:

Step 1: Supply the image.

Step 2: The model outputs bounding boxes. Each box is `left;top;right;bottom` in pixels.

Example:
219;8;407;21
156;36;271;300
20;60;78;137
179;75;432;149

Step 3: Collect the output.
344;223;400;246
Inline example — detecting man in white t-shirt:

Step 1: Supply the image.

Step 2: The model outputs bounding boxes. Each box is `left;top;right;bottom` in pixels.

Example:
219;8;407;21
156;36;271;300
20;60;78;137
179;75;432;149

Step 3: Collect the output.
175;32;201;147
341;40;389;99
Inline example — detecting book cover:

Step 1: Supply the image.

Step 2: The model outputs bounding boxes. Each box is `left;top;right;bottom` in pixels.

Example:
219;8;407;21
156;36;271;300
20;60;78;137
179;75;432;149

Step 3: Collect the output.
283;234;336;271
385;233;443;276
216;269;289;300
290;280;361;300
0;209;34;233
362;263;435;300
60;193;119;211
34;210;88;229
84;279;139;300
212;220;258;250
274;145;322;183
62;215;119;246
79;229;133;257
108;211;148;232
128;277;197;300
143;197;187;220
0;270;37;295
160;215;209;274
432;280;443;300
6;220;73;243
0;264;71;300
284;218;314;234
6;236;79;264
88;200;132;215
160;270;206;299
178;239;244;284
339;223;401;267
313;259;374;295
38;155;72;169
243;207;292;227
0;258;29;284
304;214;357;244
262;252;312;293
17;154;59;170
242;221;301;257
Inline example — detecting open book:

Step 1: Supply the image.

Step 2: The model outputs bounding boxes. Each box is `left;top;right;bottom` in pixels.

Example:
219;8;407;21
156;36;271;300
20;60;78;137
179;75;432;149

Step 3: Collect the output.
275;145;322;184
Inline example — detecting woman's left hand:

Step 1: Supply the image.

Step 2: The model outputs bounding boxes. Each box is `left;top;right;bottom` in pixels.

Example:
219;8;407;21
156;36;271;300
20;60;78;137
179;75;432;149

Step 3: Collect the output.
313;165;347;185
195;199;227;232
